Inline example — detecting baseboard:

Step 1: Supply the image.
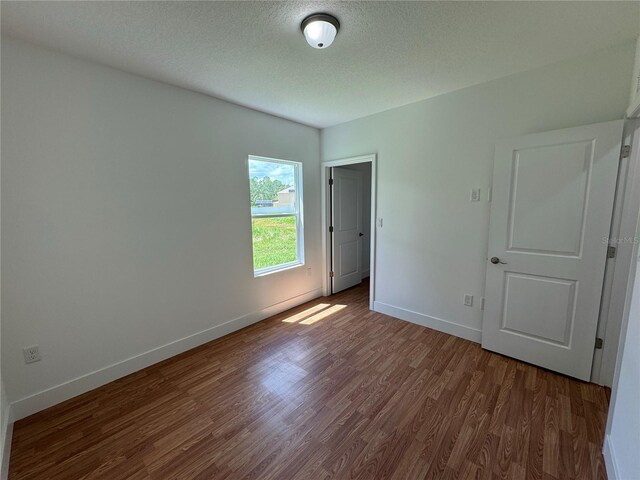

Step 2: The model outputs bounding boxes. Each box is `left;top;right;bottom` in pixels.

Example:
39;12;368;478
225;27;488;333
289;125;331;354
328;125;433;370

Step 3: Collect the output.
603;434;620;480
1;416;12;480
373;301;482;343
9;288;323;422
362;269;370;279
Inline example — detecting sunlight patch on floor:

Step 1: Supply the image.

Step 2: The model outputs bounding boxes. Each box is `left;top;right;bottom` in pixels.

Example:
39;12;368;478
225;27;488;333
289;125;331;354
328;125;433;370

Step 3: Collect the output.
299;304;347;325
281;303;348;325
282;303;331;323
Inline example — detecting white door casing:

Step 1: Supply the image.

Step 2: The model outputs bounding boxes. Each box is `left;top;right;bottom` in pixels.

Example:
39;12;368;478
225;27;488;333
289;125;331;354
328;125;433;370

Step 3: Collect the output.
482;120;624;381
331;167;363;293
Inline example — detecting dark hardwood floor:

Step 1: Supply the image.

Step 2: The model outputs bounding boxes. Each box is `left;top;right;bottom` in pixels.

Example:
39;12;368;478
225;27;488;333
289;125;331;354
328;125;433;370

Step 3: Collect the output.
9;281;609;479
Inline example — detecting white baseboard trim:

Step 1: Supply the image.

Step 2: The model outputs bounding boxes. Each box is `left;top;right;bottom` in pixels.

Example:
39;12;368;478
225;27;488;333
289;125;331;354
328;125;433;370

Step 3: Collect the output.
373;301;482;343
9;288;323;422
1;417;13;480
603;434;620;480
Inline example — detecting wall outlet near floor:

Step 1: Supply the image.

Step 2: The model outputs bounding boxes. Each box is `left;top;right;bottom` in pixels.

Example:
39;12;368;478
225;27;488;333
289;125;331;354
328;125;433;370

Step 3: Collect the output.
463;294;474;307
470;188;481;202
23;345;42;364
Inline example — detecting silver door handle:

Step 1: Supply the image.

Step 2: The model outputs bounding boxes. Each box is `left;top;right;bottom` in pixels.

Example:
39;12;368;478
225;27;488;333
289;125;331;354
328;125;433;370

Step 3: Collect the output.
490;257;507;265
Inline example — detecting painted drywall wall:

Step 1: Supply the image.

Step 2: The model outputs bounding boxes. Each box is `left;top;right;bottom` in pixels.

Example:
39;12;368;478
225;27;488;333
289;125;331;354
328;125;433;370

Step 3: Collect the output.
0;157;7;476
322;42;635;341
1;38;321;415
0;378;8;478
339;163;372;277
0;274;7;476
606;255;640;480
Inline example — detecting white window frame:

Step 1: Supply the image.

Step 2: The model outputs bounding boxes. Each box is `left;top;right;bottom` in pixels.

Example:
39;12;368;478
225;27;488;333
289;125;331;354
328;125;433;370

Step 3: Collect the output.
248;155;304;277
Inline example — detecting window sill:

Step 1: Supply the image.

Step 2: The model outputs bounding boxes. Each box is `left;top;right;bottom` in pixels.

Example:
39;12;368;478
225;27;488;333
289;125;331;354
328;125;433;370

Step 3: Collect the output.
254;261;305;278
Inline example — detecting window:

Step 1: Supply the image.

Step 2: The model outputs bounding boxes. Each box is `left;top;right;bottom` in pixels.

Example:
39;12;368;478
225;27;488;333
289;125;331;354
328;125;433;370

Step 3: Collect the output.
248;156;304;276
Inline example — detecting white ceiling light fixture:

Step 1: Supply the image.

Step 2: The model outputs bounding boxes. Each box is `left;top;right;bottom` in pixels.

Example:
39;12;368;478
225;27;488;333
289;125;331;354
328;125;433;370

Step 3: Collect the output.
301;13;340;49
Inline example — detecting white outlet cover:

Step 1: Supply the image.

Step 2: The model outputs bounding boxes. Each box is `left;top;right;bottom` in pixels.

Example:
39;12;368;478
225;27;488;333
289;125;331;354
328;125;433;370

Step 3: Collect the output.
470;188;481;202
464;294;474;306
23;345;41;364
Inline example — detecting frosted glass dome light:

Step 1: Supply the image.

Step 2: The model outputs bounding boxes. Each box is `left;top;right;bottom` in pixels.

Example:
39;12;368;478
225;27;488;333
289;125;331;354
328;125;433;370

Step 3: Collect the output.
301;13;340;49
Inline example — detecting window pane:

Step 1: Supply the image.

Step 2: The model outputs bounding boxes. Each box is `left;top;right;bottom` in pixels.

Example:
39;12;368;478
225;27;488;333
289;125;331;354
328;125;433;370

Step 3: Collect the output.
251;216;298;270
248;156;303;274
249;159;297;215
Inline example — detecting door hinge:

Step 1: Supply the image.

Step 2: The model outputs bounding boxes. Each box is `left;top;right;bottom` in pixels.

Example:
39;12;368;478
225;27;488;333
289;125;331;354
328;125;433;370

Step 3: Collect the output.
595;337;604;349
607;245;617;259
621;145;631;159
329;226;334;233
329;271;334;278
329;178;334;186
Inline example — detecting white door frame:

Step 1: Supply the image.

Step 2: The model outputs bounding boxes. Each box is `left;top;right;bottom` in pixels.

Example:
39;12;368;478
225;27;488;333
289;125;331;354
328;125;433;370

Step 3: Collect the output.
321;154;377;309
603;119;640;469
593;117;640;385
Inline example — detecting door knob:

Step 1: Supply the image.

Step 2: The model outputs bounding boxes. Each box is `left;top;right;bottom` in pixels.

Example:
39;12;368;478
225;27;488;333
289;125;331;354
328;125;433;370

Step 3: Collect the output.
490;257;507;265
359;233;364;237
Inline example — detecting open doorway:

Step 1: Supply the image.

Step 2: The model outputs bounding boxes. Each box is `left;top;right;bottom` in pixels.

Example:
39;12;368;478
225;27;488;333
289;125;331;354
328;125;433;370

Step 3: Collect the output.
321;154;377;309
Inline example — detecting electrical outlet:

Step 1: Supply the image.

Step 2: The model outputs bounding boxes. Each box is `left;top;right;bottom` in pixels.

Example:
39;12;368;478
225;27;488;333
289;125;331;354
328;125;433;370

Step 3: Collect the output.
470;188;481;202
23;345;41;364
463;294;474;307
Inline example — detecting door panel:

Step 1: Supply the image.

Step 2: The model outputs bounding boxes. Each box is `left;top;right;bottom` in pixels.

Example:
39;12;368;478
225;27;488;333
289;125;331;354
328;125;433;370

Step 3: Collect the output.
339;241;358;275
508;141;593;255
501;273;576;345
482;120;623;380
338;176;358;229
331;167;363;293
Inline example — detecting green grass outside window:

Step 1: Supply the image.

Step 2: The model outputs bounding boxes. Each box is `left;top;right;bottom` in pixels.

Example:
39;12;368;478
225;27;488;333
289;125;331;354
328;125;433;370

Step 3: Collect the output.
252;216;298;270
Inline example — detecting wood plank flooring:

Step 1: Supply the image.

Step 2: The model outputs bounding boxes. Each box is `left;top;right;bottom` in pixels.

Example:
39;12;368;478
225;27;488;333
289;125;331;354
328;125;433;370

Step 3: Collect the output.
9;281;610;479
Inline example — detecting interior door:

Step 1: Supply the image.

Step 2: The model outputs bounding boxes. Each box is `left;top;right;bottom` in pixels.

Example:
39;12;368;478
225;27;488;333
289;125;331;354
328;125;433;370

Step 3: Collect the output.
482;120;623;381
331;167;363;293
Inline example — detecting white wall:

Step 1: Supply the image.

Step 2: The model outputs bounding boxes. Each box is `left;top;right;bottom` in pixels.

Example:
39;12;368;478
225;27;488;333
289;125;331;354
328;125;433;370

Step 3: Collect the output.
0;268;7;476
606;254;640;480
338;163;372;276
0;109;7;475
627;36;640;117
0;378;8;479
322;42;635;341
1;38;321;418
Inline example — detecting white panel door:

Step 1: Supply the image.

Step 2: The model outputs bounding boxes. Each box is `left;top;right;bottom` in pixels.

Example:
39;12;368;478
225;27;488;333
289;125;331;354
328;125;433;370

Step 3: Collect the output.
331;167;363;293
483;120;623;380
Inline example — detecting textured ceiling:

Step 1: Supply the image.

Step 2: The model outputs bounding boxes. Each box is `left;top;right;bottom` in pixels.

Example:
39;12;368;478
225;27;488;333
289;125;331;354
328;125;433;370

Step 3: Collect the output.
2;1;639;128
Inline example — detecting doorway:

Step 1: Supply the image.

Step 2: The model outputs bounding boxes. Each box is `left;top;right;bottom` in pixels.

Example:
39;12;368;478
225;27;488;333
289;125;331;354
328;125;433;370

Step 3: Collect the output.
321;154;377;309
